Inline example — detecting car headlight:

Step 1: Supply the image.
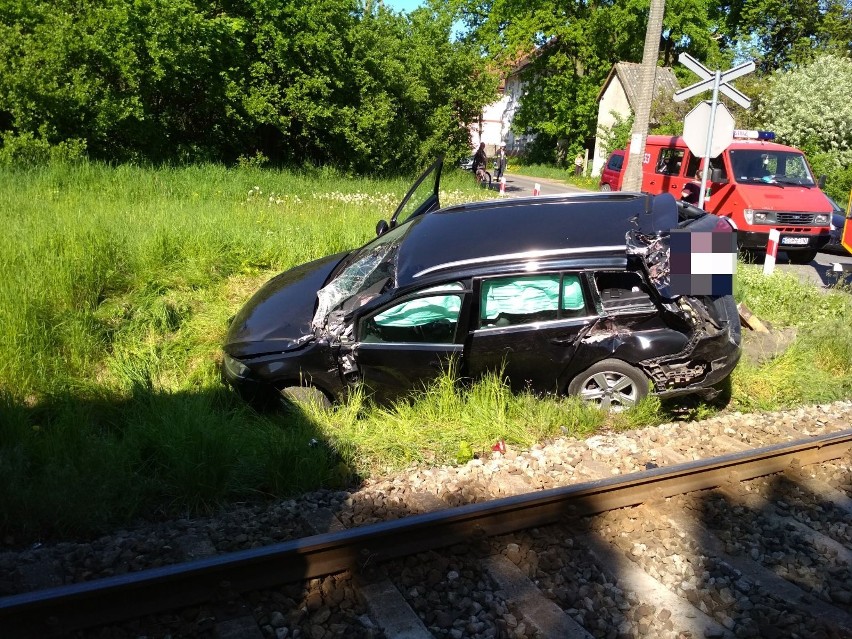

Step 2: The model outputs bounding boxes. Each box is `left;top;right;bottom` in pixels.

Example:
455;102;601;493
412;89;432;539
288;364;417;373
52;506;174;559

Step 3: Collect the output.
813;213;830;225
222;353;250;378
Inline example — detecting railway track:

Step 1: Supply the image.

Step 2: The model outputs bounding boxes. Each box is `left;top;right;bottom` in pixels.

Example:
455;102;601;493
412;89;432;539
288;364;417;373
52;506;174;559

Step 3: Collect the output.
2;428;850;638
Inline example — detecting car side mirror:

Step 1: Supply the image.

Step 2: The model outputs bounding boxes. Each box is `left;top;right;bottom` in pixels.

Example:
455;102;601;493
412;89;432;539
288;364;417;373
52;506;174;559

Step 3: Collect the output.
375;219;389;236
818;175;826;189
710;167;727;184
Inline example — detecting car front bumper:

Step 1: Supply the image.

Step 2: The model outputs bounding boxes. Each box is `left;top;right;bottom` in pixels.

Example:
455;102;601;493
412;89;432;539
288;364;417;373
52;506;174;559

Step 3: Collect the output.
737;230;830;252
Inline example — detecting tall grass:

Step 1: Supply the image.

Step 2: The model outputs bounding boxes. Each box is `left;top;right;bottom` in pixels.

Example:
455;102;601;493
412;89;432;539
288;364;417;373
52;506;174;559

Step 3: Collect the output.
1;162;851;541
0;162;494;540
729;266;852;410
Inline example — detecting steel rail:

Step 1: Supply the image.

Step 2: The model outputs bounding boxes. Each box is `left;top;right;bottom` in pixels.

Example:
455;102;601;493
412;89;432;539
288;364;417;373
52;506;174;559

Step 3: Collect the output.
2;429;850;636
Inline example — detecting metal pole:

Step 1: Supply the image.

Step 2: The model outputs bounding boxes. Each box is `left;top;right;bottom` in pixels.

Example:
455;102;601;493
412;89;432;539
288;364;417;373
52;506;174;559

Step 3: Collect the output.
697;70;720;210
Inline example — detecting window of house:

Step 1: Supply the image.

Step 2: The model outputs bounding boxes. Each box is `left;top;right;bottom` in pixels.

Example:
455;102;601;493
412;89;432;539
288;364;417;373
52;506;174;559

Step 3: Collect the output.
479;274;585;327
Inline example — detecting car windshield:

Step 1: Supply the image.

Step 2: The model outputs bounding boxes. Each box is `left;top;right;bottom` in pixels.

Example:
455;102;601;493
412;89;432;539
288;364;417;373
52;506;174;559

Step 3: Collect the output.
729;149;815;186
312;223;407;329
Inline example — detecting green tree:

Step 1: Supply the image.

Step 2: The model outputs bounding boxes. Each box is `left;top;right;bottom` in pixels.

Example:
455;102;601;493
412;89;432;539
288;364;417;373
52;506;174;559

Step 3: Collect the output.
458;0;724;160
0;0;498;170
758;53;852;156
597;111;634;156
719;0;852;71
0;0;246;162
757;53;852;200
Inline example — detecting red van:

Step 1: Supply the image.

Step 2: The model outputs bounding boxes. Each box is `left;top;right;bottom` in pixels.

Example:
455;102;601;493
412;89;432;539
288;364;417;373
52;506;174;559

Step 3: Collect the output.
599;149;624;191
616;133;832;263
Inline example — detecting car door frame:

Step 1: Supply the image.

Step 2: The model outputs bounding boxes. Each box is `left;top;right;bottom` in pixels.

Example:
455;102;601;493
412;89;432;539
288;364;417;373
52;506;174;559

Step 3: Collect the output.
389;157;443;229
348;279;473;402
463;270;598;395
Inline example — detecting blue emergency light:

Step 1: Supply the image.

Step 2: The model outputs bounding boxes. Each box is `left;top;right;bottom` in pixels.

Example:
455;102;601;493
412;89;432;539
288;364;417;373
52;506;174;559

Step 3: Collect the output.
733;130;776;141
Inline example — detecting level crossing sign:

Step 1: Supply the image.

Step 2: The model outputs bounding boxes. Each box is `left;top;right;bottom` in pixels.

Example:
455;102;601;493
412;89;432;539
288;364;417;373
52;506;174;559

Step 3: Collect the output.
673;53;754;209
682;101;735;159
674;54;754;109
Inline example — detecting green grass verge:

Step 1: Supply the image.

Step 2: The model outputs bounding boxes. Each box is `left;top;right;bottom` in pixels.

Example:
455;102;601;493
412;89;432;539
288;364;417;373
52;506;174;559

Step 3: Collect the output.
1;162;850;541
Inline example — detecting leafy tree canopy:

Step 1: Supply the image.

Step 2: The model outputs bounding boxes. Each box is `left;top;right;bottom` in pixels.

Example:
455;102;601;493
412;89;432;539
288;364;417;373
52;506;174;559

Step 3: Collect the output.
757;53;852;201
758;53;852;156
0;0;499;171
719;0;852;71
456;0;726;161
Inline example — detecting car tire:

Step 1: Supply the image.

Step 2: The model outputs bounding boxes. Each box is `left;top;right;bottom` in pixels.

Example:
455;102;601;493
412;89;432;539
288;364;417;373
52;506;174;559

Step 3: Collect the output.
568;359;649;411
280;385;331;410
786;249;817;264
599;183;611;192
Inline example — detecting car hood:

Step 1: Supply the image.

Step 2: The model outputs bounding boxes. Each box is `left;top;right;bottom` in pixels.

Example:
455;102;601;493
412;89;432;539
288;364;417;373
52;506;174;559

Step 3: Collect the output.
738;185;833;213
224;252;347;358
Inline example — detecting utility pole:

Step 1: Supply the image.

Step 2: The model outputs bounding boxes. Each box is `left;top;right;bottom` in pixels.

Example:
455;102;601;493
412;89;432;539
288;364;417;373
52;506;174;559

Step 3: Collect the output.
620;0;666;192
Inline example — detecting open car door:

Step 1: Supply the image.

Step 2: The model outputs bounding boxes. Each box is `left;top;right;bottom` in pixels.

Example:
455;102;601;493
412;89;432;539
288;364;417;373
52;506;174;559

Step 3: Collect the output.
378;157;443;234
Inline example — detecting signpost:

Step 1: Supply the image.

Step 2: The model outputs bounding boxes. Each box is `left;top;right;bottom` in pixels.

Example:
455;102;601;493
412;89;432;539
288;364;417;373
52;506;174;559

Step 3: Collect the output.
674;53;754;209
682;101;735;159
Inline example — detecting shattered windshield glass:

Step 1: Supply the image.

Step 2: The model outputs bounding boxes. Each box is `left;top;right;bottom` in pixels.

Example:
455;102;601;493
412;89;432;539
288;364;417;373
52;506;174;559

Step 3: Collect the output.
312;225;407;330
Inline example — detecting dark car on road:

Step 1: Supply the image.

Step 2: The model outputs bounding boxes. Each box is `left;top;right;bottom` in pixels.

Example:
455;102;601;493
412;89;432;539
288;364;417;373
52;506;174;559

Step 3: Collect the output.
223;158;741;411
825;195;851;256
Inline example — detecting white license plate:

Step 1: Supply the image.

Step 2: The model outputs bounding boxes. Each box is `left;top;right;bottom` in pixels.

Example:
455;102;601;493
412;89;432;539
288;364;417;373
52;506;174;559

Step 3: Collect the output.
781;236;809;246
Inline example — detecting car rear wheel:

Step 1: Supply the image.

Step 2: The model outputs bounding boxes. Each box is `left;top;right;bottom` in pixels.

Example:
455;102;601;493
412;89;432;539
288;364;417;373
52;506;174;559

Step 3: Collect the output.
568;359;649;411
280;385;331;410
786;249;817;264
599;183;611;192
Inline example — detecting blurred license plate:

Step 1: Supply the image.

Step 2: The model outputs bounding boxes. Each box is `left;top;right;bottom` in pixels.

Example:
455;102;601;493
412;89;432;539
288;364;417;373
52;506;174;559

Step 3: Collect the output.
781;237;809;245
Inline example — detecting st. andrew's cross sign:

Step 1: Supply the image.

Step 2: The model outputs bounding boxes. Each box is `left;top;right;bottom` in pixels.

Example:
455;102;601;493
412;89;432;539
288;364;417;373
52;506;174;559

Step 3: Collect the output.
674;53;754;109
673;53;755;209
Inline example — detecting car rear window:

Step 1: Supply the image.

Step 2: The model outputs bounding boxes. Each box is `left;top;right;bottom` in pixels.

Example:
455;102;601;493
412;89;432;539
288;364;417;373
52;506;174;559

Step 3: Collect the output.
607;153;624;171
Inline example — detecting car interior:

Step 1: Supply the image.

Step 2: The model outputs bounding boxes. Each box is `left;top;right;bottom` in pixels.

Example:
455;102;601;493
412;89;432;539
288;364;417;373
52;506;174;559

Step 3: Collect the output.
593;271;656;313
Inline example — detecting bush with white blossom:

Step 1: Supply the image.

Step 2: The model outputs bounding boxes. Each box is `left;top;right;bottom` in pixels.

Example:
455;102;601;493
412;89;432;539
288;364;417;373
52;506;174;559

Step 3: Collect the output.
758;54;852;161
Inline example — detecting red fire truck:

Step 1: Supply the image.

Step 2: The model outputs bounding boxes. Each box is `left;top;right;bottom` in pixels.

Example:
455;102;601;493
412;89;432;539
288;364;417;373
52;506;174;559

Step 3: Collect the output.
616;131;833;263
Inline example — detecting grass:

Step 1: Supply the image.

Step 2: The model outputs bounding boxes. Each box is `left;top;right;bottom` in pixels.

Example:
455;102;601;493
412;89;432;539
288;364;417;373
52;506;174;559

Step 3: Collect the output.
1;161;851;542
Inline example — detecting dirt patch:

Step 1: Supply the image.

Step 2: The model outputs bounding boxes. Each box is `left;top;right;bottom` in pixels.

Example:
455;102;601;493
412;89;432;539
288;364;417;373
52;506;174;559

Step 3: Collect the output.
740;326;798;365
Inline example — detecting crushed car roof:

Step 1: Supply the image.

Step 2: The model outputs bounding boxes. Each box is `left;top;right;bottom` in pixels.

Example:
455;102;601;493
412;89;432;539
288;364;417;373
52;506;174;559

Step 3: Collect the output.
393;192;676;286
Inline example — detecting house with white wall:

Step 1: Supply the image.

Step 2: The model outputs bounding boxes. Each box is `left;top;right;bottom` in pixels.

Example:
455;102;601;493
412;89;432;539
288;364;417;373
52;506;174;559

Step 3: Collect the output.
590;62;679;176
470;58;535;156
472;59;679;166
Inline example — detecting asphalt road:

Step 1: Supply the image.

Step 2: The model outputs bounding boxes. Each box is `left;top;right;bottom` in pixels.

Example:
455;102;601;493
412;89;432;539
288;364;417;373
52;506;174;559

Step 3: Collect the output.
763;248;852;288
492;172;586;197
491;172;852;289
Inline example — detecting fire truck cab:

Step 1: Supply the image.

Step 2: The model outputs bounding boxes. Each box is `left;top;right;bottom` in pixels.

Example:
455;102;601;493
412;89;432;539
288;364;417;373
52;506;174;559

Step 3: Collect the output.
617;132;832;263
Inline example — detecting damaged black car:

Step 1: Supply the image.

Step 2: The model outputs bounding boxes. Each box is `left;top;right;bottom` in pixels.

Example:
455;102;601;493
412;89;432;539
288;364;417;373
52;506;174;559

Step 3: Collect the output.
223;158;741;411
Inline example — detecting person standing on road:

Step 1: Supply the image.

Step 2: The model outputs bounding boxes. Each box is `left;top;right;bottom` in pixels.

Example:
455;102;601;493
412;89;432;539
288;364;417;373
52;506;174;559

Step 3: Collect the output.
574;152;584;177
494;145;507;181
